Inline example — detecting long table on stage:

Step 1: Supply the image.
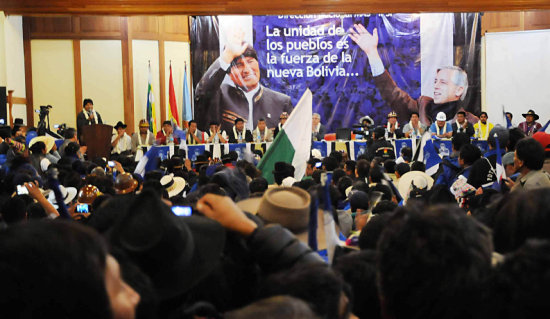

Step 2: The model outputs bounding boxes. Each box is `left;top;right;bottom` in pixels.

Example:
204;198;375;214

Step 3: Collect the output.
146;138;489;162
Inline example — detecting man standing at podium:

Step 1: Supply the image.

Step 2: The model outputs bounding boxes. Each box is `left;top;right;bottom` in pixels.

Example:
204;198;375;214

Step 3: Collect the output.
77;98;103;142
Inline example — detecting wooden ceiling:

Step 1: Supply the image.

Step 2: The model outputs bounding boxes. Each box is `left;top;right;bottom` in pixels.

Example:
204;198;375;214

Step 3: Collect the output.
3;0;550;15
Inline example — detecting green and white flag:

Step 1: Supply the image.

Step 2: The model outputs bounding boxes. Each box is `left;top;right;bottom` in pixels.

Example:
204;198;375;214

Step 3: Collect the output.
257;89;312;184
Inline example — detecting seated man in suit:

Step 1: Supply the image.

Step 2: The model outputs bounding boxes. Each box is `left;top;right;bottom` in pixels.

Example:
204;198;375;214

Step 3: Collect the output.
185;120;204;145
452;111;475;137
228;118;253;143
194;30;293;133
252;118;273;143
312;113;326;141
156;121;180;145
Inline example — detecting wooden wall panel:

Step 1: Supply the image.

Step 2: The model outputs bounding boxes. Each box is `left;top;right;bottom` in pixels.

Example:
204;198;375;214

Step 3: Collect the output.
482;10;550;34
128;16;159;39
29;17;74;37
80;16;122;33
482;11;523;34
4;0;550;15
162;16;189;41
524;10;550;30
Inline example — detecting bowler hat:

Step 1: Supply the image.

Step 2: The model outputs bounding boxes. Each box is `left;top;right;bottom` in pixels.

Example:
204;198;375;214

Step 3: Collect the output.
522;109;539;121
114;173;138;195
109;190;225;299
78;184;102;204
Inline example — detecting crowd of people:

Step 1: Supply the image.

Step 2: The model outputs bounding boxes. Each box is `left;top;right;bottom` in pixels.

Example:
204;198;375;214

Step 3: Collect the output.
0;103;549;319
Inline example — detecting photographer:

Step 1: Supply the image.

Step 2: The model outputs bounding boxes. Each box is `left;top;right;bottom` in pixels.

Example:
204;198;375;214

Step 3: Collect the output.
76;98;103;142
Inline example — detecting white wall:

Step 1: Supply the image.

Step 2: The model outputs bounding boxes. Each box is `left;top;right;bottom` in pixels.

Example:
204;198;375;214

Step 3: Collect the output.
164;41;192;124
4;15;26;123
485;30;550;127
0;12;6;87
132;40;160;133
80;40;124;127
31;40;76;128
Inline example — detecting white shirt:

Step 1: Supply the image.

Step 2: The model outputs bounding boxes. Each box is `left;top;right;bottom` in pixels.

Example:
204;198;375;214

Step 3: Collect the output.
111;133;132;154
243;85;261;131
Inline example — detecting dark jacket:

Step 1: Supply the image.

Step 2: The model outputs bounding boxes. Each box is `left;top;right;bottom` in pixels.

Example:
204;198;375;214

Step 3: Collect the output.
373;70;478;125
312;124;326;141
452;121;475;137
176;221;324;316
227;128;253;144
76;110;103;142
195;59;293;133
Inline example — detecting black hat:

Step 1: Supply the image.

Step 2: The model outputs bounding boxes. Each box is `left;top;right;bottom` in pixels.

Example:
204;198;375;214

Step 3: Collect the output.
109;190;225;299
522;109;539;121
114;121;127;130
13;118;24;125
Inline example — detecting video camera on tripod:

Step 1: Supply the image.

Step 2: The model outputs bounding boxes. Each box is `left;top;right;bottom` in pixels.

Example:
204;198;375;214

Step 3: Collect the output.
35;105;61;138
36;105;52;136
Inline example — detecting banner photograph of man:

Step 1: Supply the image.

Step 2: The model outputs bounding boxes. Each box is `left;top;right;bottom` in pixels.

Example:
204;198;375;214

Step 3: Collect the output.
349;23;478;125
194;28;293;133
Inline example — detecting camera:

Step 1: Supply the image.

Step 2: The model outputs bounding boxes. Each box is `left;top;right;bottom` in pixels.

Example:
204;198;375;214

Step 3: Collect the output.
172;206;192;217
55;123;67;136
16;185;28;195
37;105;53;136
76;203;89;214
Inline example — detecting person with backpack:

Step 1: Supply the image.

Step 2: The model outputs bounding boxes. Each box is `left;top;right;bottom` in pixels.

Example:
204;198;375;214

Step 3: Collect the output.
434;133;470;187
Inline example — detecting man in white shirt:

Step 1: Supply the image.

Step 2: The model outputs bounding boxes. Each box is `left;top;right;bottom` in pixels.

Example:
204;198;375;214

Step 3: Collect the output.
111;121;132;155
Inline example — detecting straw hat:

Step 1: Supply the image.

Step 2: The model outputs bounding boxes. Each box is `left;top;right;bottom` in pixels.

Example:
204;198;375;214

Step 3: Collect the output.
160;173;186;198
29;135;56;153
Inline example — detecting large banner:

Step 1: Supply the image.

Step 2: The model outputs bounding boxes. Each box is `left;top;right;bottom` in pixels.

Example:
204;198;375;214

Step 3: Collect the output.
192;13;481;133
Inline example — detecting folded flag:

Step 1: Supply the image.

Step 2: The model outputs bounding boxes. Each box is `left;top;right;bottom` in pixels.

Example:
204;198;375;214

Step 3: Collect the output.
257;89;312;184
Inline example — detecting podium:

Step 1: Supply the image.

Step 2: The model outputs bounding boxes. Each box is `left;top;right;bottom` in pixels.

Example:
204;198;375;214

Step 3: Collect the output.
82;124;113;160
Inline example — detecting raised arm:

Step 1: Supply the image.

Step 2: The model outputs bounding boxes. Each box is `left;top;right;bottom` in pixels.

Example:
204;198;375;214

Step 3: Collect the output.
350;24;420;121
